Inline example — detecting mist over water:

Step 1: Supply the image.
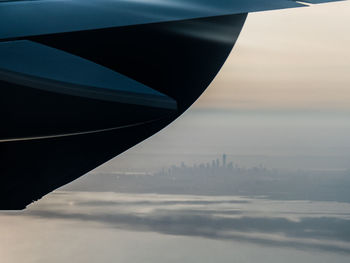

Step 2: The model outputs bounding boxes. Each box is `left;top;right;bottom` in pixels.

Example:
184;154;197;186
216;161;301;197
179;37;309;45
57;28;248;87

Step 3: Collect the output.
1;192;350;263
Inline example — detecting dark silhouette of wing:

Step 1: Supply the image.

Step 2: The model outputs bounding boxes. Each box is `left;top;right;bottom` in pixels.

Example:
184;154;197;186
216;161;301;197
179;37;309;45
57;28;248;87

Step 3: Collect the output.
0;0;341;209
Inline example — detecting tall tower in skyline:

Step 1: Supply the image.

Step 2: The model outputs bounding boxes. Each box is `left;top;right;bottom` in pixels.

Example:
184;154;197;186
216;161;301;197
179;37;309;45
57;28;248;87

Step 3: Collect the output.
223;154;227;168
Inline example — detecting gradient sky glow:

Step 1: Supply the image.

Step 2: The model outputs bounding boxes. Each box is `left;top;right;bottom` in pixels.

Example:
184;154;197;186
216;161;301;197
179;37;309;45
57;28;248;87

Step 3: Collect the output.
197;1;350;110
95;1;350;173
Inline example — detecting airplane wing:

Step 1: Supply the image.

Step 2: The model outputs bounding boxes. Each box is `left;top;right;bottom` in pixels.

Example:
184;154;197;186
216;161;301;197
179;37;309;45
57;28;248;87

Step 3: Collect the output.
0;0;342;39
0;0;342;209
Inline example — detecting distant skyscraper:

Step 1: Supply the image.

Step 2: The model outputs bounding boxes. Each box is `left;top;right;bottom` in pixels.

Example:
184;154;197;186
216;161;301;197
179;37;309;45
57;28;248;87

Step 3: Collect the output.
223;154;227;168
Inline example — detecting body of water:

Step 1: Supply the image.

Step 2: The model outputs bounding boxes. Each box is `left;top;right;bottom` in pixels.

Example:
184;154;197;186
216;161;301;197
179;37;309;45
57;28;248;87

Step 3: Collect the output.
1;191;350;263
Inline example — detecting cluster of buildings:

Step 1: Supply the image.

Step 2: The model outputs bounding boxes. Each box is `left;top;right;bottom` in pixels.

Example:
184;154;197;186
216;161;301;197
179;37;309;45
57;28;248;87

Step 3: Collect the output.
155;154;267;177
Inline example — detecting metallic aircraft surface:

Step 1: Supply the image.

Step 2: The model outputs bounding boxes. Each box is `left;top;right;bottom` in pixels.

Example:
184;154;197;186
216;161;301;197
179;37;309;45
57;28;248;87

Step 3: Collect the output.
0;0;342;209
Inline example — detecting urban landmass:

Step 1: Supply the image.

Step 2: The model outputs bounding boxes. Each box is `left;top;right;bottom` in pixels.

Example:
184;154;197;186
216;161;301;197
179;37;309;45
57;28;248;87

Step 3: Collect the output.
64;154;350;202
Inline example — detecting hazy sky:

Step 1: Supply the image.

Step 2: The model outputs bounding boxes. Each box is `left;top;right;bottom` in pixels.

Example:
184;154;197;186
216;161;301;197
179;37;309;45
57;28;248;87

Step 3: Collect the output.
96;1;350;173
196;1;350;110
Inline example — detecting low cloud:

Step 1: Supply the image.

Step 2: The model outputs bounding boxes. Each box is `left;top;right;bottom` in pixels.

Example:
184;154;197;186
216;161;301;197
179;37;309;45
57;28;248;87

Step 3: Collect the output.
17;194;350;254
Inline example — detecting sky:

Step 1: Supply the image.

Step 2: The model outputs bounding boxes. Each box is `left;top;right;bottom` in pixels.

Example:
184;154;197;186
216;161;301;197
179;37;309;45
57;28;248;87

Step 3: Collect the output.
196;1;350;110
95;1;350;173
